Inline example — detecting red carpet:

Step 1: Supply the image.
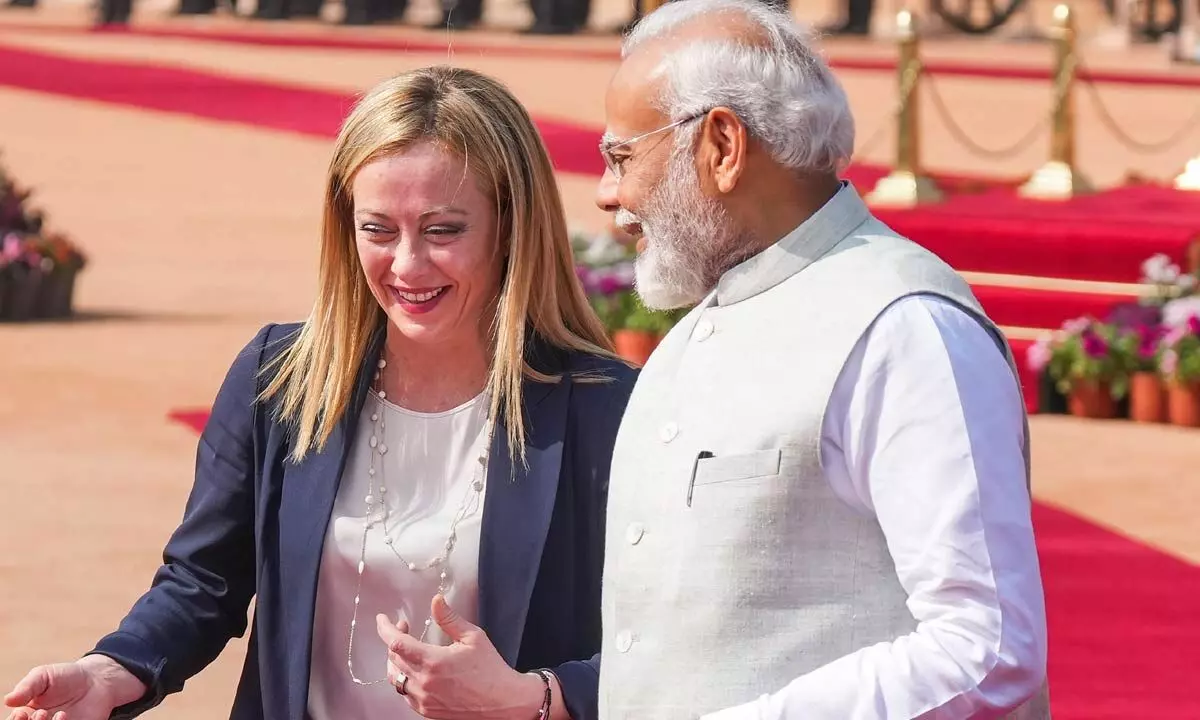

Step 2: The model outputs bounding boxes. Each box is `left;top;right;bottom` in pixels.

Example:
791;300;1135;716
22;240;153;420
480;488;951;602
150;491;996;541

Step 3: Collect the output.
167;408;1200;718
1007;338;1039;408
1033;502;1200;718
971;285;1135;330
872;185;1200;284
0;44;605;177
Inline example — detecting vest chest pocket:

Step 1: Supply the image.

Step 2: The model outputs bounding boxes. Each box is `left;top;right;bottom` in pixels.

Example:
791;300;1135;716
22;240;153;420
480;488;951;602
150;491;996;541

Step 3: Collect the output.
692;448;782;487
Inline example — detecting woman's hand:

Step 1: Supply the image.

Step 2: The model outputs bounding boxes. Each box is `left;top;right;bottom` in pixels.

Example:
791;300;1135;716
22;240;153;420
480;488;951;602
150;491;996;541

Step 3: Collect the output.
4;655;147;720
375;595;549;720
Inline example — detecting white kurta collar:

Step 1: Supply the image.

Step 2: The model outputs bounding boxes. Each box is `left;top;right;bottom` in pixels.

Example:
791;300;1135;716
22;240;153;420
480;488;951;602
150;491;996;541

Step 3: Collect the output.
714;181;870;307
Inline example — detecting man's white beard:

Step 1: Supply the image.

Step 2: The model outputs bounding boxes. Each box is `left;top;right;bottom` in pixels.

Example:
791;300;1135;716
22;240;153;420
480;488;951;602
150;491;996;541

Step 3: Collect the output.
616;149;744;311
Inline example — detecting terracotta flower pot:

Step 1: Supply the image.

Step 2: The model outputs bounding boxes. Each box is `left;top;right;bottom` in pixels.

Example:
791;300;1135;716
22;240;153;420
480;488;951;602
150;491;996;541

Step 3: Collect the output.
1167;382;1200;428
1128;372;1167;424
1067;381;1117;419
613;329;660;367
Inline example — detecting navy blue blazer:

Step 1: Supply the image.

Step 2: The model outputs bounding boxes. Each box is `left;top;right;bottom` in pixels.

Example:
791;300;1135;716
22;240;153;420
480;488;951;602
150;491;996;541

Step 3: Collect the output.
90;321;637;720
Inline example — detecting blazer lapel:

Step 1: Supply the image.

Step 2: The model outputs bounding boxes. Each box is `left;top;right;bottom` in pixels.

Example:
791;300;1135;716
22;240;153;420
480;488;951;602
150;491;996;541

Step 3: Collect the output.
478;369;571;666
277;326;384;720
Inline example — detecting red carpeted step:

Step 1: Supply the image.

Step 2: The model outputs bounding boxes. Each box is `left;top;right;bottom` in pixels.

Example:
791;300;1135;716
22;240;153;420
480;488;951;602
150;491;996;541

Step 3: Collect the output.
1006;337;1041;415
867;186;1200;284
970;285;1133;331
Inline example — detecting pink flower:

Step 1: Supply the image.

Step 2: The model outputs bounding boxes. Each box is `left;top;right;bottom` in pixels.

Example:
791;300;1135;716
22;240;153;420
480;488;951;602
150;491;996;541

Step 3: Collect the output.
1163;297;1200;328
1061;316;1092;335
1164;325;1189;348
1026;336;1053;372
1;233;23;262
1188;315;1200;336
1162;349;1179;376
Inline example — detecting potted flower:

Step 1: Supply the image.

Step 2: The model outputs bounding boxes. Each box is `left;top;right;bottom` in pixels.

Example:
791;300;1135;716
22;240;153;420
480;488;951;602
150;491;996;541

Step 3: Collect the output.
1139;252;1197;305
1114;322;1167;423
572;229;685;366
0;160;86;321
609;290;683;365
578;264;676;366
0;230;86;321
1033;317;1133;419
1159;305;1200;427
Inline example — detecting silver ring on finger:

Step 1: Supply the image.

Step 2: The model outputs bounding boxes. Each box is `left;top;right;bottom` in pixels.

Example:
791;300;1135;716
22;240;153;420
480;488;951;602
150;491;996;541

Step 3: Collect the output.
394;671;409;696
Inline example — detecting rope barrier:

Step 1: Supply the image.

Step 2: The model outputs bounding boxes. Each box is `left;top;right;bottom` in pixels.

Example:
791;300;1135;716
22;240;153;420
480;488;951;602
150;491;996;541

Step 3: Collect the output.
1076;58;1200;153
863;4;1200;196
924;73;1050;160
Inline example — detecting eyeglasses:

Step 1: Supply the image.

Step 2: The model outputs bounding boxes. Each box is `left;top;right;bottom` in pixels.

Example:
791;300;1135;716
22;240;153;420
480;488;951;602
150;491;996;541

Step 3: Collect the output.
599;110;710;180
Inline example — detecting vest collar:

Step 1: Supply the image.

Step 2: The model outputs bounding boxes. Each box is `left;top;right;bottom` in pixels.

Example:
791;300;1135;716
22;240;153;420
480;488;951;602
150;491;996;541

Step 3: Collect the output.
714;181;870;307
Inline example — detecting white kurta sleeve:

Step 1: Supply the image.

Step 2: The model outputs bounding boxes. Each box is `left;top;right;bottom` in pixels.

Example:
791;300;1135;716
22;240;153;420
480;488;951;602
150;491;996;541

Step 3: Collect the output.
699;295;1047;720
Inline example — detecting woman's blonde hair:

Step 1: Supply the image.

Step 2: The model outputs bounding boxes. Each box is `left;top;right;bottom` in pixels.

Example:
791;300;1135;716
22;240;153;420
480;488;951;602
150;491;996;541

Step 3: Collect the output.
261;66;617;464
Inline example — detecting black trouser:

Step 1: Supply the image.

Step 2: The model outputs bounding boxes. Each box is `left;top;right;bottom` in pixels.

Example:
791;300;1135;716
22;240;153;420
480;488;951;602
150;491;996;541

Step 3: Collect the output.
528;0;589;31
429;0;483;26
176;0;217;14
97;0;133;23
342;0;404;23
841;0;872;30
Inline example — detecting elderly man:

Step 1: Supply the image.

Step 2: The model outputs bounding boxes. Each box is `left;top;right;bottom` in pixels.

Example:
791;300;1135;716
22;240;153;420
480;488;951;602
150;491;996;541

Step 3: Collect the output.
593;1;1051;718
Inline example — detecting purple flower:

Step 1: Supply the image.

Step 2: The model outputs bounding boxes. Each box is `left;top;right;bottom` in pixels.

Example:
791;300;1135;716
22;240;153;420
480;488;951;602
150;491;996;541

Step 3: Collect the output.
597;274;626;296
1107;302;1162;330
575;266;598;295
1136;324;1161;359
1081;329;1108;358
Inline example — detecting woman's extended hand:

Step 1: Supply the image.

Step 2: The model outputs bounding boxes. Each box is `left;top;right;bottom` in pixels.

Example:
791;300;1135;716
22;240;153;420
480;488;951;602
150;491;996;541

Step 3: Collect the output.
4;655;147;720
375;595;547;720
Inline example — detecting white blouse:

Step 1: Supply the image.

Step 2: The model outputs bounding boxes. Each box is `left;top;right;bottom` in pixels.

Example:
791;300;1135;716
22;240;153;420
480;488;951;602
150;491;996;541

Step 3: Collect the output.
307;390;491;720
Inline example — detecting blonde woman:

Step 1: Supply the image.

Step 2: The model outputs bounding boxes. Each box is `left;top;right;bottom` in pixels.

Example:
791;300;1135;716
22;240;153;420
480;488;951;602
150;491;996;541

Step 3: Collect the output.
5;67;635;720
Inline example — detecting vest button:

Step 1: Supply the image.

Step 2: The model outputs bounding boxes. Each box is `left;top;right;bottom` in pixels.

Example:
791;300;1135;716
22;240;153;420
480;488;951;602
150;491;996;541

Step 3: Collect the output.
626;523;645;545
693;320;714;341
615;630;634;653
659;422;679;443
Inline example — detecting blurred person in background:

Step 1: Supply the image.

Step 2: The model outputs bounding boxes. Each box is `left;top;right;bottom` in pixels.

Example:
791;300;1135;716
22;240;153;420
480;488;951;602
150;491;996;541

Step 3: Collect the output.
5;66;634;720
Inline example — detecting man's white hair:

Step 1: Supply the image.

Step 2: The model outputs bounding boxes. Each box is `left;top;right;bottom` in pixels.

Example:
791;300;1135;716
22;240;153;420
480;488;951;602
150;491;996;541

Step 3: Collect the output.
622;0;854;174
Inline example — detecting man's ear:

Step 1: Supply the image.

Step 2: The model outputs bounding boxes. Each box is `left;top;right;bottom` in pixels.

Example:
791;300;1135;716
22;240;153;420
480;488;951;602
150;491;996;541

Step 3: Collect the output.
697;107;747;195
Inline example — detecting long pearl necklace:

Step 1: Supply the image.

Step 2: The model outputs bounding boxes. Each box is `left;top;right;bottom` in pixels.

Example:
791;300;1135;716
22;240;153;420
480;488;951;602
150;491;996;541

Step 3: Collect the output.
346;358;495;686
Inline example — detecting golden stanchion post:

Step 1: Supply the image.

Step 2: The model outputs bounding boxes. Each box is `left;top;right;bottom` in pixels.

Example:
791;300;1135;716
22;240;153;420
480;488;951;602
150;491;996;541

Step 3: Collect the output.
1019;4;1093;199
866;10;942;208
